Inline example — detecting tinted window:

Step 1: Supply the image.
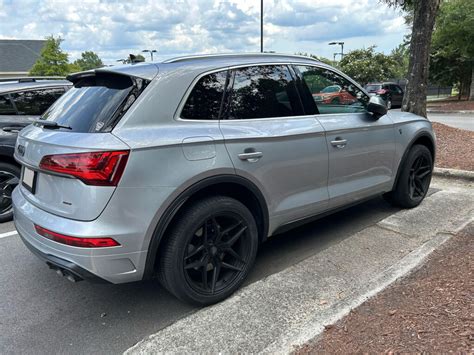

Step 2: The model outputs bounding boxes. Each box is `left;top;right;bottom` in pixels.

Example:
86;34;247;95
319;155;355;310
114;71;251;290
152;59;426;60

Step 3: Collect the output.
181;71;227;120
296;66;368;115
10;88;65;115
0;95;16;115
228;65;303;120
40;74;146;132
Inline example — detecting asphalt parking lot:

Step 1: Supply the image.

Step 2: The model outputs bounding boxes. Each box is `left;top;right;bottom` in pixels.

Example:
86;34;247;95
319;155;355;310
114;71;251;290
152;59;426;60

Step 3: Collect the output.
0;195;401;354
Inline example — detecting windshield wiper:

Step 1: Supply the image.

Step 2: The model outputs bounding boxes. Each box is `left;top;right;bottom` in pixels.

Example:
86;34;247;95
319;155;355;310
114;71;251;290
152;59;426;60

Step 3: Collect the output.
33;120;72;130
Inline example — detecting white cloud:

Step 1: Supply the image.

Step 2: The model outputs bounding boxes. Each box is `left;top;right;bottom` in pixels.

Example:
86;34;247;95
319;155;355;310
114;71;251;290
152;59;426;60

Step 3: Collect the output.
0;0;409;64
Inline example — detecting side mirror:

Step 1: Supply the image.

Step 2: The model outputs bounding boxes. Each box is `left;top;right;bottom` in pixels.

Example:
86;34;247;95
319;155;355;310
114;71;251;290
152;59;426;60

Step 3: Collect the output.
367;96;388;118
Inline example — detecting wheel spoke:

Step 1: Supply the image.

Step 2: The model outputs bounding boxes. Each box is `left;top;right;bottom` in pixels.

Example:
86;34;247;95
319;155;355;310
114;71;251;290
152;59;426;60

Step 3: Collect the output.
222;226;247;248
185;244;204;260
216;220;242;244
416;169;431;179
210;262;221;293
184;258;206;270
225;247;245;264
221;262;243;272
201;265;209;290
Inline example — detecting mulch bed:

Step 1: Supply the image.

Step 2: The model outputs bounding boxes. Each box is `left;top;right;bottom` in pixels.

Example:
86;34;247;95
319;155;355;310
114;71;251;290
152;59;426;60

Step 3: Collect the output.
427;98;474;111
295;223;474;354
432;122;474;171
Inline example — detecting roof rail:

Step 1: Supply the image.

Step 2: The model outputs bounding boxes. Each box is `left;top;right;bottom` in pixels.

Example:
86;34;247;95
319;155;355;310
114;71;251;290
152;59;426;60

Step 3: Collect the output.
0;76;66;83
162;52;319;64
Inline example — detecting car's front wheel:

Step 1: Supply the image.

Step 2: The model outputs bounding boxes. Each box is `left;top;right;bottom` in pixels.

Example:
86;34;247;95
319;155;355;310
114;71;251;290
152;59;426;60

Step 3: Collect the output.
158;196;259;305
385;144;433;208
0;162;20;223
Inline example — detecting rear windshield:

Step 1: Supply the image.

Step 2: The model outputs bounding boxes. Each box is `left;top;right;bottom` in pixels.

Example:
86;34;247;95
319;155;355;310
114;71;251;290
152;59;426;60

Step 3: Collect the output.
39;73;148;132
365;84;382;92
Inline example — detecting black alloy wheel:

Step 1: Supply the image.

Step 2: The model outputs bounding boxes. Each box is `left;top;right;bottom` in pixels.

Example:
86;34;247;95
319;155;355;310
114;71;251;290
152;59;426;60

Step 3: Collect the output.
385;144;433;208
0;163;20;223
158;196;258;305
408;155;432;200
183;213;251;294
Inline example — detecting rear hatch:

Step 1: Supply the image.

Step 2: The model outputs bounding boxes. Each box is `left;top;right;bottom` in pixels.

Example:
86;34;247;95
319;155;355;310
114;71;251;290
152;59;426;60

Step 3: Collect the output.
14;67;155;221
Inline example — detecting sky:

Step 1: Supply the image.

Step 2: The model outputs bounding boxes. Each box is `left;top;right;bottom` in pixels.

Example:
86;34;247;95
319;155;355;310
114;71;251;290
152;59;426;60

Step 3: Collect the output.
0;0;409;65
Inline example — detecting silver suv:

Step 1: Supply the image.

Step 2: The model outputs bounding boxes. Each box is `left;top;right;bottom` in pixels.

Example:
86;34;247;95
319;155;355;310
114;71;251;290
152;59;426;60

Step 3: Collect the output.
13;54;435;305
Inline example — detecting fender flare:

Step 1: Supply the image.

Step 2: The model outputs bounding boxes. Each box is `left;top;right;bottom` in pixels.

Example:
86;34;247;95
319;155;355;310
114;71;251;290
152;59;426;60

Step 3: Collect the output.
143;174;269;279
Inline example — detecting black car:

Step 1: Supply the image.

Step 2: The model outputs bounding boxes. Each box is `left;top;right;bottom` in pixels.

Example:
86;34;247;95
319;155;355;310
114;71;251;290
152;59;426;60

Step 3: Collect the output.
365;82;404;110
0;78;71;222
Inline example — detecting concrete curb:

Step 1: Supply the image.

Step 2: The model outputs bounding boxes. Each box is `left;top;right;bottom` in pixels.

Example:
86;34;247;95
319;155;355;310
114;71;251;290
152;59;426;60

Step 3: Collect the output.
433;167;474;181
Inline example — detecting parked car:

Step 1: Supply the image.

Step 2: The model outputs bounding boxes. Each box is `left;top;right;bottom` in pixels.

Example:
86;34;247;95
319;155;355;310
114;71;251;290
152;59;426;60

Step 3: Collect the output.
365;82;404;109
0;78;71;222
13;54;435;305
312;84;357;105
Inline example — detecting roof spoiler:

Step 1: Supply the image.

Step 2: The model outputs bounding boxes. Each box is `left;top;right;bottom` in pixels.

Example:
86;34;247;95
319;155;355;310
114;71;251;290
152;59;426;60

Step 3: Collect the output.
67;63;159;83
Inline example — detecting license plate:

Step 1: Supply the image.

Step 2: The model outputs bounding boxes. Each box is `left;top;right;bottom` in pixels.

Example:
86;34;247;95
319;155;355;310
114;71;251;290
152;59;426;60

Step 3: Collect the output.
22;167;37;194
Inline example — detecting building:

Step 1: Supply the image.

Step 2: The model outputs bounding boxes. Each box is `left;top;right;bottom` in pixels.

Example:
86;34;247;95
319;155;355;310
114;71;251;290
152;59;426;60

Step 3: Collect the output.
0;39;46;78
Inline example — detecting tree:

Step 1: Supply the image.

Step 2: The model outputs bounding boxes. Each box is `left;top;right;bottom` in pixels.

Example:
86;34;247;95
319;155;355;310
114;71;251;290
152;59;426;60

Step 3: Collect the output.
296;53;333;66
30;36;70;76
74;51;103;71
390;42;410;79
338;46;398;85
430;0;474;100
384;0;441;117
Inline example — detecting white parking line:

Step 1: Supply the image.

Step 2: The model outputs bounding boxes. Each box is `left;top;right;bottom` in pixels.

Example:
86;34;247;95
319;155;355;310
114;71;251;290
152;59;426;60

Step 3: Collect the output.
0;230;18;239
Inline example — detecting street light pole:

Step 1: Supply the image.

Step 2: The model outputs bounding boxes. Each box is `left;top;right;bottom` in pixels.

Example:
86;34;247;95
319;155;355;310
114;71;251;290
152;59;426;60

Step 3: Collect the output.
142;49;157;61
260;0;263;53
329;41;345;60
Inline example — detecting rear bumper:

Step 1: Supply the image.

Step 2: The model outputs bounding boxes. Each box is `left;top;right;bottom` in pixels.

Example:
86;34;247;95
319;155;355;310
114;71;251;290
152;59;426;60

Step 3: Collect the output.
12;186;149;284
18;230;109;283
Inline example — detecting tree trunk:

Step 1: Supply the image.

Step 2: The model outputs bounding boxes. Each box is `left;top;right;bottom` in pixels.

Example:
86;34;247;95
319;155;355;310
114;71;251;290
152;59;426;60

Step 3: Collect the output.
469;65;474;101
402;0;441;117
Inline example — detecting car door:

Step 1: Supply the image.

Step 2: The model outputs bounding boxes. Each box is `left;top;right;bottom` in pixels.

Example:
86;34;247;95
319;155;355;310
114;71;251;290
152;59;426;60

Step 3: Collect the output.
391;84;404;106
295;65;396;209
219;65;329;231
0;93;28;148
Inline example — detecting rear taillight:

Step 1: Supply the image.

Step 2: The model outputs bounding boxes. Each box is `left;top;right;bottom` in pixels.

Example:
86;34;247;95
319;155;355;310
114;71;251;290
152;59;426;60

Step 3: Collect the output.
35;225;120;248
39;150;129;186
376;89;388;95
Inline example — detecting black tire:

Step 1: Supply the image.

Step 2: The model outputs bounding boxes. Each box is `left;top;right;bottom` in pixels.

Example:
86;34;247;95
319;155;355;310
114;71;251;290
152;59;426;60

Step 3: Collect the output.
158;196;259;305
0;162;20;223
385;145;433;208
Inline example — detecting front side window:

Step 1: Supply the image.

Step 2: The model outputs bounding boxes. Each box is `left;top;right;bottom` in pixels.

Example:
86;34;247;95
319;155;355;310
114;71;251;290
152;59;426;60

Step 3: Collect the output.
227;65;303;120
181;71;228;120
297;66;368;114
0;94;16;115
10;88;65;115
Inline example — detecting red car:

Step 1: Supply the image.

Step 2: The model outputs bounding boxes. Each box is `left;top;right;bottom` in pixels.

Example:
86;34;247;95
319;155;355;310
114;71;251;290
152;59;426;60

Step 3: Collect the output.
312;85;357;105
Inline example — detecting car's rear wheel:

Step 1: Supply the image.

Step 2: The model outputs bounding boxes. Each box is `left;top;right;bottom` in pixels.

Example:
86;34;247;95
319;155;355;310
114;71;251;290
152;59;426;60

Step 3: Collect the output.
385;145;433;208
158;196;258;305
0;162;20;223
386;97;392;109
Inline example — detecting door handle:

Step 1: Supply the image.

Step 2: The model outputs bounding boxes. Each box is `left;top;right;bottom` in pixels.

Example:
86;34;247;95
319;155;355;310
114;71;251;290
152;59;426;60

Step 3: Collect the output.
330;138;347;148
238;151;263;162
2;126;24;133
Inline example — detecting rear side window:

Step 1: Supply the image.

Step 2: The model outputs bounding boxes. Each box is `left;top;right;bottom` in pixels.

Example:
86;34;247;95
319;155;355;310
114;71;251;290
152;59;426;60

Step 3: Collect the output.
0;95;16;115
365;84;382;92
10;88;65;115
40;74;147;132
227;65;303;120
181;71;228;120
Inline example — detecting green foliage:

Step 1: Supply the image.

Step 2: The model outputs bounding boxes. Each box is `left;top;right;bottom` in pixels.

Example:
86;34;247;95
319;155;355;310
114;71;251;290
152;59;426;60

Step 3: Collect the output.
339;46;398;85
73;51;104;71
430;0;474;90
295;53;333;66
29;36;70;76
390;42;410;78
